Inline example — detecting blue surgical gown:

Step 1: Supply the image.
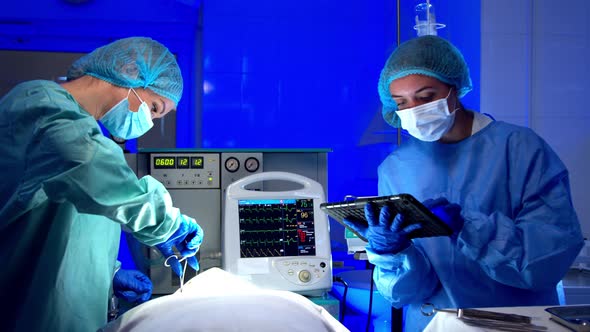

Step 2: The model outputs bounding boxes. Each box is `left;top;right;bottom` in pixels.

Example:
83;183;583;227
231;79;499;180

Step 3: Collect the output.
0;80;183;331
368;120;585;331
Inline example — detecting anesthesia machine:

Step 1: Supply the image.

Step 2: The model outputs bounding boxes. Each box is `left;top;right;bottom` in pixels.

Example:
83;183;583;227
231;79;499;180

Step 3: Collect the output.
124;149;330;295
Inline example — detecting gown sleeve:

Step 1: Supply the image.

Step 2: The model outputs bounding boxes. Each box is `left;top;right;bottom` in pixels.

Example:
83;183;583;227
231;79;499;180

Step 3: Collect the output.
366;244;440;307
23;90;180;246
456;130;584;290
362;172;442;307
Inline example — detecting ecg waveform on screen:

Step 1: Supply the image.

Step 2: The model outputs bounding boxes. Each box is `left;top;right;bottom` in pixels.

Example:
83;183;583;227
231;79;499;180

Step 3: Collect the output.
238;199;316;258
240;216;298;224
241;206;297;213
240;229;298;244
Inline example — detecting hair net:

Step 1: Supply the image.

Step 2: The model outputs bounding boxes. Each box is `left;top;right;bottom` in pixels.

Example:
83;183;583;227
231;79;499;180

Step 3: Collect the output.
378;35;472;128
67;37;183;105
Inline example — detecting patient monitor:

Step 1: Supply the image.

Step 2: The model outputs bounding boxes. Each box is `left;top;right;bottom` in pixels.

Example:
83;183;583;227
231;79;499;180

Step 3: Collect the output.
222;171;332;296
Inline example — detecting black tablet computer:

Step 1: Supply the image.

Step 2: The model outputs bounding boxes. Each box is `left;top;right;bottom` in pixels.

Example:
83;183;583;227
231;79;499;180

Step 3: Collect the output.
320;194;453;242
545;305;590;332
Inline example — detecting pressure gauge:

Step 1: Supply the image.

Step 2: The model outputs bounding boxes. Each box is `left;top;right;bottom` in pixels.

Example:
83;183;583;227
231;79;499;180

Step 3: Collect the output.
225;157;240;173
244;157;260;172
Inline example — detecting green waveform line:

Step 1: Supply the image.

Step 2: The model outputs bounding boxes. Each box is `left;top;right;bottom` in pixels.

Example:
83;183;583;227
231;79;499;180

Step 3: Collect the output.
241;247;284;258
240;205;296;213
242;237;298;246
239;216;298;224
241;229;297;234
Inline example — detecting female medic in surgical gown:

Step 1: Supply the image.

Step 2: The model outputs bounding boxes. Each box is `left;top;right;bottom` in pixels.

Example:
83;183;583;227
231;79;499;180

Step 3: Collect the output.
374;120;584;331
348;35;585;332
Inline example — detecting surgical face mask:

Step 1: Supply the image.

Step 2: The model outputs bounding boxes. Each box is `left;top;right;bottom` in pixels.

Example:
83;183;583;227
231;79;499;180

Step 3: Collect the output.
100;89;154;140
395;89;456;142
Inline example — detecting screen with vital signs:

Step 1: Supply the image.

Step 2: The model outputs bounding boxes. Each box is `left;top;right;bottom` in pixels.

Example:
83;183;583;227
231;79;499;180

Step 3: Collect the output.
238;199;316;258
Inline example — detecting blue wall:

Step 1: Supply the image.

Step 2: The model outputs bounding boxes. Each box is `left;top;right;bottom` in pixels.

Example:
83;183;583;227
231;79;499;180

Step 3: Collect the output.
200;1;397;253
200;0;480;253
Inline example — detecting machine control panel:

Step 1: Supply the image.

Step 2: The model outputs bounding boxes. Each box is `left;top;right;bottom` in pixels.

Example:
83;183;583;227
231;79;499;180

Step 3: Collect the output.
149;153;220;189
273;258;331;286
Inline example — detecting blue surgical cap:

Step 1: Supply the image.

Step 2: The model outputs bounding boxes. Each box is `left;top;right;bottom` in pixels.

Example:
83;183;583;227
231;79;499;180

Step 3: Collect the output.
378;35;472;128
67;37;183;105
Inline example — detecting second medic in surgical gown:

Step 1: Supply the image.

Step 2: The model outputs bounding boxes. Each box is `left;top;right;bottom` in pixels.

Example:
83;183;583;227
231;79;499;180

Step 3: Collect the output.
344;35;584;332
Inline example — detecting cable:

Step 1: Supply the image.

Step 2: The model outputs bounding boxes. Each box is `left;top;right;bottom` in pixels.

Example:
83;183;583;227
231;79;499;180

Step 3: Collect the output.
333;276;349;323
391;305;403;332
164;254;191;293
366;264;376;332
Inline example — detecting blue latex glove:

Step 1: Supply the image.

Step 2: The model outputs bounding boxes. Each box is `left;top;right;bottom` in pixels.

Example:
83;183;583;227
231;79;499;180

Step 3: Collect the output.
423;197;464;234
113;269;152;304
156;214;204;277
343;202;422;254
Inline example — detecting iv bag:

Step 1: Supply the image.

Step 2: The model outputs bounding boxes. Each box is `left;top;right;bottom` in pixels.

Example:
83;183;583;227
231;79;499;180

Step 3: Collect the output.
414;2;445;36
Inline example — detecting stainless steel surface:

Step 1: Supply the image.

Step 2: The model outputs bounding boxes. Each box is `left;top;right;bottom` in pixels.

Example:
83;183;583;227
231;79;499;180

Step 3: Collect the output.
421;303;547;331
459;315;547;332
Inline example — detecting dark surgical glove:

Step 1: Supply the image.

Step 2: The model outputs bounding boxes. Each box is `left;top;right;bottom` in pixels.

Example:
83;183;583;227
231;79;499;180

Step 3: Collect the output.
343;202;421;254
156;214;204;277
113;269;153;304
423;197;464;234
